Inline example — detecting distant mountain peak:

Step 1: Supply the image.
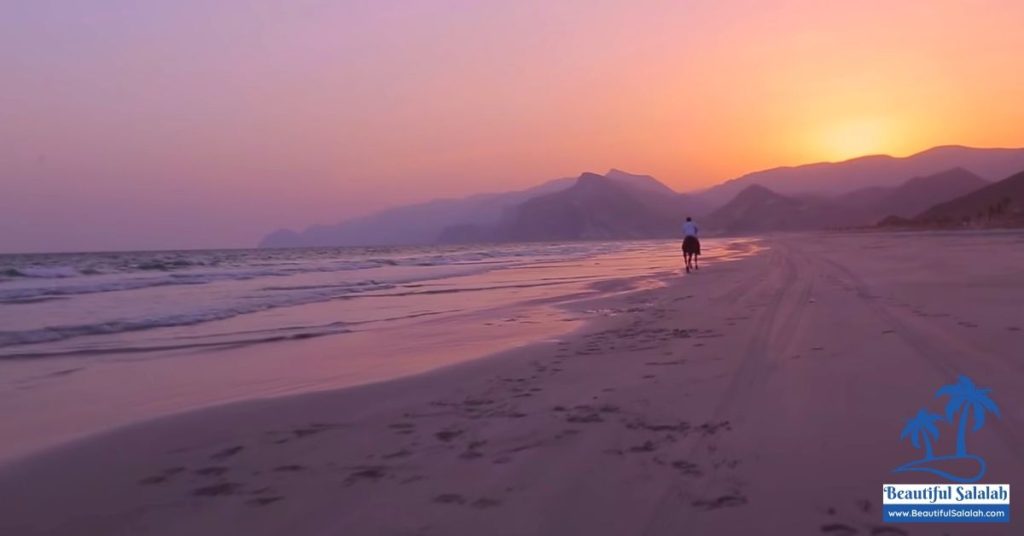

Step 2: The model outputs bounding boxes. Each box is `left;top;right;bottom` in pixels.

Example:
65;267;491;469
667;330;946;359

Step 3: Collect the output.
734;183;781;199
603;168;678;195
605;168;647;178
577;171;608;182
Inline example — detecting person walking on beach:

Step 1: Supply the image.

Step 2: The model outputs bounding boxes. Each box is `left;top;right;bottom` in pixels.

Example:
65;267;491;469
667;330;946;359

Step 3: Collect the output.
681;216;700;273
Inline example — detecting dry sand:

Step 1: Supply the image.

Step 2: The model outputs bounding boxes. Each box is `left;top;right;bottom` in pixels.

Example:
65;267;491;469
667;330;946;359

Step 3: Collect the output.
1;231;1022;535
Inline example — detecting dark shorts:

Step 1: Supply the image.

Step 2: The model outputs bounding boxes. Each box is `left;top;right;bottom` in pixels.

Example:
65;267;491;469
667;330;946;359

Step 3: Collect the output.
682;236;701;255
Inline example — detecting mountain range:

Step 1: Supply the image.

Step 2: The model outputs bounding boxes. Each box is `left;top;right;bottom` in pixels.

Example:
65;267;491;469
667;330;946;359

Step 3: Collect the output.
696;145;1024;206
700;167;993;234
439;171;705;243
259;177;575;248
259;146;1024;247
913;168;1024;227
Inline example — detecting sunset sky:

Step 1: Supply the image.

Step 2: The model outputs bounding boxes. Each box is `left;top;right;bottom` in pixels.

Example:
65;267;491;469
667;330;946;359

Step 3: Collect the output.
2;0;1023;252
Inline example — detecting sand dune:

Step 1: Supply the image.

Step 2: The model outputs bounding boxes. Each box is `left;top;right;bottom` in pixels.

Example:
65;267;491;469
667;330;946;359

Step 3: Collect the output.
1;231;1022;535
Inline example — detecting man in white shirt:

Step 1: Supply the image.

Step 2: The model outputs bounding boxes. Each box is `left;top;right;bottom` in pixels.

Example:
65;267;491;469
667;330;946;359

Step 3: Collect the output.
681;217;700;272
682;217;698;238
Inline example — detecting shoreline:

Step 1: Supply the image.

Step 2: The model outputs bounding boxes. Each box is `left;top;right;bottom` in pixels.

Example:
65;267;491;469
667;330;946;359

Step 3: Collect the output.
2;232;1022;535
0;240;756;467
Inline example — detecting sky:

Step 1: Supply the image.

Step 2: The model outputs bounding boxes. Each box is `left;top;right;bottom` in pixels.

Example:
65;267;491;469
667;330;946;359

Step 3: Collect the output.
2;0;1023;252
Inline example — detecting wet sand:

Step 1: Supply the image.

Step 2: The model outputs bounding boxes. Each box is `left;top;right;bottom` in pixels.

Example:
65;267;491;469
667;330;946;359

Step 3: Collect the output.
1;231;1022;535
1;239;745;464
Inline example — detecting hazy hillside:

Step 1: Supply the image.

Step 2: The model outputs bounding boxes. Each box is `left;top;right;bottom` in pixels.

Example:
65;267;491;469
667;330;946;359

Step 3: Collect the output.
439;172;700;243
915;168;1024;227
262;169;701;248
696;146;1024;207
702;185;865;234
837;167;989;222
259;177;575;248
259;146;1024;247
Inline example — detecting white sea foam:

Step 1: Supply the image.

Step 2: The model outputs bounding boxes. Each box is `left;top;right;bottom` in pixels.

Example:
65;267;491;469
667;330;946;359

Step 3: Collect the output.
0;240;665;357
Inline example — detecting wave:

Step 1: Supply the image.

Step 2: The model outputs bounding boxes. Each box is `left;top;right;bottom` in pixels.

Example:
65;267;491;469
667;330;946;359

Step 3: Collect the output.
2;266;82;279
0;241;647;354
0;264;396;304
0;308;456;360
1;242;619;281
0;249;535;304
0;280;393;348
0;327;350;360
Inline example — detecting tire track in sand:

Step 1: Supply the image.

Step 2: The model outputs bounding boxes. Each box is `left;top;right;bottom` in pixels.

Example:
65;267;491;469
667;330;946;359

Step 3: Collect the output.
642;241;818;535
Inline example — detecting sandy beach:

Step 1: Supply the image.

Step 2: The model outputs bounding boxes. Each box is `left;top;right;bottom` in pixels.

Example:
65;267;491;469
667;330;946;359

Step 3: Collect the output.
1;231;1022;535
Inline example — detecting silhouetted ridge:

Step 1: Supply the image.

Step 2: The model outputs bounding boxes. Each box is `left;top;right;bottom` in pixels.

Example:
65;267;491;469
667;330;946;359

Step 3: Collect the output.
914;168;1024;227
695;146;1024;208
438;171;704;243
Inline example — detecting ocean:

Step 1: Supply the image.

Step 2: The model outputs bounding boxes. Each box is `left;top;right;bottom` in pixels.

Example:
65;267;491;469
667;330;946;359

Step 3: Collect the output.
0;238;760;461
0;241;663;359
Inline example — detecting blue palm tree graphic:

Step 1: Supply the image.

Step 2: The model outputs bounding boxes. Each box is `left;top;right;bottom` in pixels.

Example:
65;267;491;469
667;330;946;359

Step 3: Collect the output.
937;375;1001;457
893;375;1000;483
899;409;942;459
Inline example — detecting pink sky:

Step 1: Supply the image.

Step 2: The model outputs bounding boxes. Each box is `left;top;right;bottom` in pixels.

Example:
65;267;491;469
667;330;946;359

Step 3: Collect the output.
2;0;1023;252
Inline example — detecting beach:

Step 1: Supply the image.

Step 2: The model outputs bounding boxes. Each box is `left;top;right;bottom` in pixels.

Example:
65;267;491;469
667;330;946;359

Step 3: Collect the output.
1;231;1022;535
0;240;735;463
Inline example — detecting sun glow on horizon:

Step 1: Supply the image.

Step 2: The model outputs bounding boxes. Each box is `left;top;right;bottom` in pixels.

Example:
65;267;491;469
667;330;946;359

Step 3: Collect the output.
816;117;901;162
2;0;1023;252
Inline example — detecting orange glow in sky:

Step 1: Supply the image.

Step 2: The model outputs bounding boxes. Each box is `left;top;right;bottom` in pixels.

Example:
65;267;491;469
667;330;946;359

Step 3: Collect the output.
2;0;1023;251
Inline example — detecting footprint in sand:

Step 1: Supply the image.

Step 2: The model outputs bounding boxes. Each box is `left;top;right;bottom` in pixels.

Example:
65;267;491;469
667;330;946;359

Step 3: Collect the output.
670;460;702;477
868;527;908;535
433;494;502;508
435;429;464;442
566;412;603;424
345;466;387;484
290;423;339;439
819;523;858;535
210;446;244;460
433;493;466;505
138;467;186;485
644;359;686;366
192;482;242;497
629;441;657;453
472;497;502;509
195;466;229;477
691;494;747;510
247;496;284;507
383;449;413;459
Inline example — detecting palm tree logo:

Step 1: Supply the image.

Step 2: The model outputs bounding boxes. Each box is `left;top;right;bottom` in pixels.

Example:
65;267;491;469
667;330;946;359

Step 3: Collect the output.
938;376;1001;457
899;409;942;460
893;375;1000;483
